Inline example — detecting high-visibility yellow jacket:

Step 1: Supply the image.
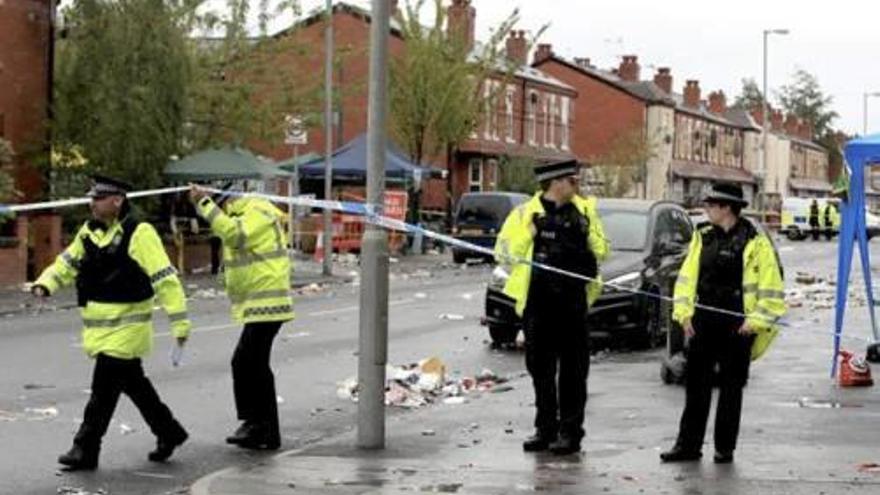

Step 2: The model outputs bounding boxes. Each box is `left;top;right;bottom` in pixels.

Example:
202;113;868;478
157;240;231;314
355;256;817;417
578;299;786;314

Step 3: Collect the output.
822;203;840;229
197;196;294;324
494;193;610;317
35;219;191;359
672;222;786;360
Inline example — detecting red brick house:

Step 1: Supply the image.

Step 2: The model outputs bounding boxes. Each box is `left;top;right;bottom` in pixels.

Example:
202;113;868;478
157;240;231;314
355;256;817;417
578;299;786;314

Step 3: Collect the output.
0;0;60;285
251;0;576;210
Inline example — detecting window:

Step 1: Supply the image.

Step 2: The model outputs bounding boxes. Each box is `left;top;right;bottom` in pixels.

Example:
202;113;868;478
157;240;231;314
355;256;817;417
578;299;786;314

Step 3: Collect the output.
548;94;557;148
505;85;516;143
653;209;692;248
469;158;483;192
487;158;498;190
491;81;501;141
560;96;570;150
483;81;492;140
543;96;550;147
527;92;538;145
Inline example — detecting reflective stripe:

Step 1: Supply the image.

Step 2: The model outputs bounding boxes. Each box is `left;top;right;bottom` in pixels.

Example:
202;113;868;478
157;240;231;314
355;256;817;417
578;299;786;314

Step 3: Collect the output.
225;248;288;268
167;311;188;323
243;304;293;318
753;306;780;323
205;204;221;223
228;289;291;304
743;283;758;293
757;289;785;300
61;251;80;269
150;265;177;284
234;219;246;250
82;312;152;328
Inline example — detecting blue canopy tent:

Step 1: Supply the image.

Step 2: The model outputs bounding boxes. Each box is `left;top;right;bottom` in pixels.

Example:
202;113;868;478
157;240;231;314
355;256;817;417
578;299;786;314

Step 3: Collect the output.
832;134;880;376
297;134;443;183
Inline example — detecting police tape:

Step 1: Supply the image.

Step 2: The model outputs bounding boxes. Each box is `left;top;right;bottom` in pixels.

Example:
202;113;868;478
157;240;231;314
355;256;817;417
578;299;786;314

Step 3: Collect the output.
3;185;874;345
0;186;190;214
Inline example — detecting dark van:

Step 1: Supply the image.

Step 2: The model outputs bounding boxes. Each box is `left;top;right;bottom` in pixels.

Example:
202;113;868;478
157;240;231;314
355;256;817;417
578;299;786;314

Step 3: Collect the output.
451;192;530;264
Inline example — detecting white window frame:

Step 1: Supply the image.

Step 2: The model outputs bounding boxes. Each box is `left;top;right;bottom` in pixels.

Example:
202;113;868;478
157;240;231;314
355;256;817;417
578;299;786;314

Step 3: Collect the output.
543;95;550;147
527;91;538;146
560;96;571;150
469;158;483;192
548;94;557;149
505;85;516;143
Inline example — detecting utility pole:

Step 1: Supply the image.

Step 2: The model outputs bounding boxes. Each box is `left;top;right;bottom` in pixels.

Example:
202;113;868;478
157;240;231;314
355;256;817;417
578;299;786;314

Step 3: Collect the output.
323;0;334;275
864;92;880;135
357;0;390;449
761;28;788;208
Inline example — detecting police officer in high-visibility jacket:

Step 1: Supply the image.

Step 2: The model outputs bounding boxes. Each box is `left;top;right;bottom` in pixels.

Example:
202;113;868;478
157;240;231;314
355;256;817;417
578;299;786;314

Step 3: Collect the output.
661;182;785;464
32;175;191;471
495;159;609;456
822;201;839;241
190;184;293;450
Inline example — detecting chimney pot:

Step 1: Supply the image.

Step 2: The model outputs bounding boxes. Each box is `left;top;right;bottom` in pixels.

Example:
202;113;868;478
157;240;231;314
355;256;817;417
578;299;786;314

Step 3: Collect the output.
618;54;640;82
708;90;727;114
533;43;554;64
506;30;528;65
447;0;476;52
683;80;701;108
653;67;672;94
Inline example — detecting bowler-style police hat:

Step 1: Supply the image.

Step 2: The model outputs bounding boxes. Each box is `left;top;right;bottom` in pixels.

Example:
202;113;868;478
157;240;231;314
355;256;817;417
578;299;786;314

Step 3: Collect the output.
703;182;748;207
534;159;579;182
86;174;132;198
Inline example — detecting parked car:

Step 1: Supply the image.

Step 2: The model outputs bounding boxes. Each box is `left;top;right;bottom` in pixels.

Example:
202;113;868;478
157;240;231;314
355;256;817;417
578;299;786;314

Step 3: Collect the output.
482;199;693;349
451;192;530;264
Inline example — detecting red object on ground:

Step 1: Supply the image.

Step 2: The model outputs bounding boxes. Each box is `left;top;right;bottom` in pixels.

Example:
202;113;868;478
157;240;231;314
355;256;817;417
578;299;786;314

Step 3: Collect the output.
838;350;874;387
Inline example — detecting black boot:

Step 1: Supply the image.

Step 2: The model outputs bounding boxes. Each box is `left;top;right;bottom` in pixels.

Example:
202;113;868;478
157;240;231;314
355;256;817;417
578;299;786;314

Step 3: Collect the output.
548;436;581;455
225;422;257;445
522;432;556;452
660;445;702;462
148;428;188;462
714;450;734;464
233;422;280;451
58;444;99;471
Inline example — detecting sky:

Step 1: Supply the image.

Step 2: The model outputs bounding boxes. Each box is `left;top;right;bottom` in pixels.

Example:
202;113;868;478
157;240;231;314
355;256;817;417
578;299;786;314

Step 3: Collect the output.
58;0;880;135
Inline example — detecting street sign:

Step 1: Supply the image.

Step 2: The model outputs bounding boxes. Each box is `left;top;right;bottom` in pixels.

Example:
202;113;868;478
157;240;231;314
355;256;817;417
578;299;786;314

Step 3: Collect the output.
284;115;308;145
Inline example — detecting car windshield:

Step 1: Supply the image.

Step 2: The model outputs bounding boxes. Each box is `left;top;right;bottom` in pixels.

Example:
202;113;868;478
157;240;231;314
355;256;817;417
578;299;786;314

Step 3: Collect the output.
598;209;649;251
456;195;521;225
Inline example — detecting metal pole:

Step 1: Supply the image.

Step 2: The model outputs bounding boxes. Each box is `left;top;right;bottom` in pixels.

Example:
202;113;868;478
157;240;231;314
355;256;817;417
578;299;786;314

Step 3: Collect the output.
357;0;389;449
761;30;769;208
323;0;334;275
289;145;300;251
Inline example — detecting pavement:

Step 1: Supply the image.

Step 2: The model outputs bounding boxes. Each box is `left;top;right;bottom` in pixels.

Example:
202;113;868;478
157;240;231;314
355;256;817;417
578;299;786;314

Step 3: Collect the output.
189;282;880;494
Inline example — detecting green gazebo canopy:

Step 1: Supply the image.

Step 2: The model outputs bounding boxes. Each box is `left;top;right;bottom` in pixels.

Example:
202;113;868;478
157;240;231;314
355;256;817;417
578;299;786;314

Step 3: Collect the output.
165;147;292;181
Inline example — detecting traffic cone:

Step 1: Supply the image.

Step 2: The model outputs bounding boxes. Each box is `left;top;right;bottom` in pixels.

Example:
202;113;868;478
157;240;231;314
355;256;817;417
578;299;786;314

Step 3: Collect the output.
838;349;874;387
313;231;323;263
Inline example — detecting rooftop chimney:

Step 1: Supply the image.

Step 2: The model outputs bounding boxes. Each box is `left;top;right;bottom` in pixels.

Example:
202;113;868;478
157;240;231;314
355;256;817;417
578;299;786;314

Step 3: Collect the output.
618;55;640;82
798;120;814;141
573;57;592;69
708;91;727;115
784;114;800;136
683;80;701;108
533;43;554;64
447;0;476;52
505;30;528;66
653;67;672;94
770;110;784;131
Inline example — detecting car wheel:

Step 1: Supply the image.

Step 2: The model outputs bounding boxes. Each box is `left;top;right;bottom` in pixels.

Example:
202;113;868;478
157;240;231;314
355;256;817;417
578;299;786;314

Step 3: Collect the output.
452;250;467;264
787;229;801;241
632;296;664;350
488;324;517;348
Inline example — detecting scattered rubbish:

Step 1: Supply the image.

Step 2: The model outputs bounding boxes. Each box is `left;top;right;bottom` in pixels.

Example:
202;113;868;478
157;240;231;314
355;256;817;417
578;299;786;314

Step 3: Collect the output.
24;406;58;420
622;475;637;482
838;350;874;387
296;283;325;295
858;462;880;473
443;397;466;405
190;288;223;300
414;292;428;299
411;269;432;278
185;284;199;290
119;423;135;435
504;428;515;434
795;273;817;285
795;397;864;409
57;488;107;495
460;293;474;301
421;429;436;436
130;471;175;479
23;383;55;390
439;314;465;321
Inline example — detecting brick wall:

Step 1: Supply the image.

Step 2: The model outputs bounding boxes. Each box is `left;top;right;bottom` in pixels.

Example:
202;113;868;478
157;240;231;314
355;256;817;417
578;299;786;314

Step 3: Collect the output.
29;213;61;276
0;217;28;286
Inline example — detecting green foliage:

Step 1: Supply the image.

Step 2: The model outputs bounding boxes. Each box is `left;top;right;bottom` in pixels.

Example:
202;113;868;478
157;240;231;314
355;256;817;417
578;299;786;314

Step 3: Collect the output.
496;155;538;194
589;127;657;198
732;78;765;111
53;0;193;190
776;69;838;140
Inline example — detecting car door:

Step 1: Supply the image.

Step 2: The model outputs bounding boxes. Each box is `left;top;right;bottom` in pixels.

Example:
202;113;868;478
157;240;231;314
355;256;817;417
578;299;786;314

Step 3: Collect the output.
648;206;693;294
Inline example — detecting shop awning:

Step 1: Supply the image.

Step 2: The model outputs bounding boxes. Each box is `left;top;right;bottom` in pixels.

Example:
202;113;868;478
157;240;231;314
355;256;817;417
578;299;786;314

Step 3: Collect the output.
671;161;756;184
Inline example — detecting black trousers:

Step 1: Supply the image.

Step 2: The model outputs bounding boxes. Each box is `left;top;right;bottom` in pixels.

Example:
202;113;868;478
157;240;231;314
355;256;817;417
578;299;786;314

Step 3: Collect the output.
675;318;753;454
74;354;185;452
232;321;282;438
524;302;590;441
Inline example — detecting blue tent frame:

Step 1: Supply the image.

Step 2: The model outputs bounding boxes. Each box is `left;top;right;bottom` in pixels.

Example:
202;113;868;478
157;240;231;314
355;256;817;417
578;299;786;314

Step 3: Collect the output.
832;134;880;376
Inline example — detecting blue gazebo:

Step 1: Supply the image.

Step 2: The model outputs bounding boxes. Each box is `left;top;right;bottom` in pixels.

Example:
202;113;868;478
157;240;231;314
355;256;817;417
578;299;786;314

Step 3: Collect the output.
832;134;880;375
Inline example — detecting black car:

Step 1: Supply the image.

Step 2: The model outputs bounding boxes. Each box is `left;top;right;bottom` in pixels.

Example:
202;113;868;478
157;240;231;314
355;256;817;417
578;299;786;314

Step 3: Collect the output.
451;192;530;264
482;199;694;348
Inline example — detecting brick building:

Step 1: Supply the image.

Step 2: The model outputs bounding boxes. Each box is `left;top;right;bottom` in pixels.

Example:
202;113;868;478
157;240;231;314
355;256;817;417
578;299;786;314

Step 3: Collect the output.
0;0;60;286
250;0;575;210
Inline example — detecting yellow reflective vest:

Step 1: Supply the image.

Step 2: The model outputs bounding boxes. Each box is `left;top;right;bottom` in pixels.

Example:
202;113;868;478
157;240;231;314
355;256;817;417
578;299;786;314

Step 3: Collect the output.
35;218;192;359
197;196;294;324
494;193;610;317
821;203;840;230
672;222;786;360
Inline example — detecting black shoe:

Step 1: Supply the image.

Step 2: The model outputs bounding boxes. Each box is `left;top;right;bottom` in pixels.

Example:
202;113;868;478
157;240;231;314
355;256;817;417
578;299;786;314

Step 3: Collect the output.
148;429;188;462
225;422;256;445
231;422;280;451
660;446;702;463
58;445;98;471
714;451;734;464
548;437;581;456
523;433;556;452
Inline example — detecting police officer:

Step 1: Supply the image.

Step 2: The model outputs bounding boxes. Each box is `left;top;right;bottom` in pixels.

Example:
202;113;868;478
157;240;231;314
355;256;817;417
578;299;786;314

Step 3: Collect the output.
822;201;839;241
661;182;785;464
190;183;293;450
809;199;821;240
32;175;191;470
495;159;609;455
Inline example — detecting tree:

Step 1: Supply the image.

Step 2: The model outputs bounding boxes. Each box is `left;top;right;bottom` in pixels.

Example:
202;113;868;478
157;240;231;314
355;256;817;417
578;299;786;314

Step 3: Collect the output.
53;0;193;190
390;0;535;223
589;127;657;198
496;156;538;194
776;69;838;140
732;78;765;111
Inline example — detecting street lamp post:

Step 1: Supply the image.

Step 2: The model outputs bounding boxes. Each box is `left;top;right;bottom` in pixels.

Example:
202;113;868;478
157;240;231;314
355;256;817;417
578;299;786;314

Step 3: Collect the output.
761;28;789;209
323;0;334;276
863;92;880;135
